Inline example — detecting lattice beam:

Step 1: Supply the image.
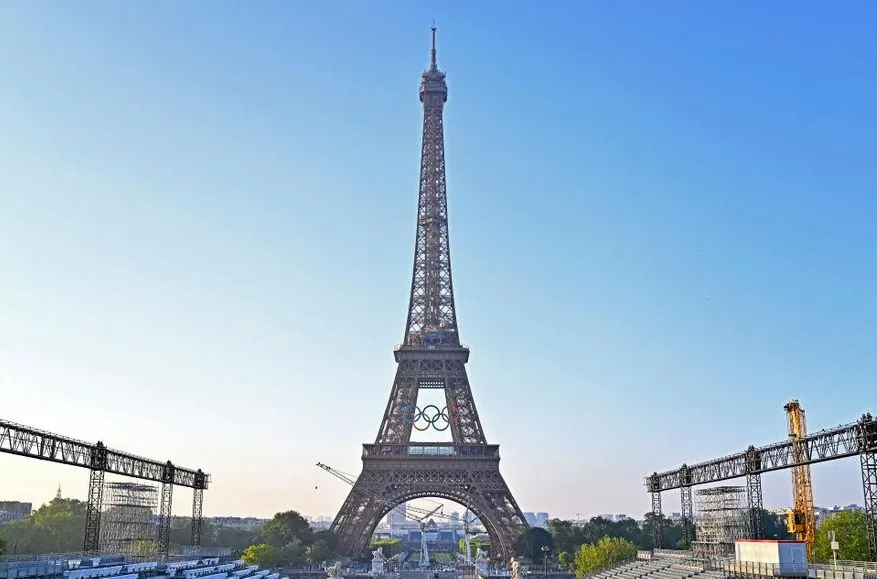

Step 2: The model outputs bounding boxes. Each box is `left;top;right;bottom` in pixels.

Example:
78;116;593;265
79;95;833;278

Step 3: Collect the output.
0;418;210;488
647;413;875;491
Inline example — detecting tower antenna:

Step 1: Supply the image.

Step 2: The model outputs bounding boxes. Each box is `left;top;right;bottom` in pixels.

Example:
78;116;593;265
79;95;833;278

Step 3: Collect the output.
430;23;437;70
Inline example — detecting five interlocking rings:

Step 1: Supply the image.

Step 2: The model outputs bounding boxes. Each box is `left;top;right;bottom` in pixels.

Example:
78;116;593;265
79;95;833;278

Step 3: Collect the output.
401;403;459;431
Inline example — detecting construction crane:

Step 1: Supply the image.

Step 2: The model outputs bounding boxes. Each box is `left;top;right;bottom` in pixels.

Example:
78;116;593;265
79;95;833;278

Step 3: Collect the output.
315;463;446;568
317;462;474;523
785;400;816;560
462;508;478;563
416;505;442;569
315;462;447;521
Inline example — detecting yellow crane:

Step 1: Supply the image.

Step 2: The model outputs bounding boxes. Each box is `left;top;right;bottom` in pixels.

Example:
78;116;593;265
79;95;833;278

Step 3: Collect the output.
785;400;816;561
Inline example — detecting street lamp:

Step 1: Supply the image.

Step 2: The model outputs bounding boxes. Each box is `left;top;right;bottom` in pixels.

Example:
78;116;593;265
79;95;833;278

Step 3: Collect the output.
541;545;551;579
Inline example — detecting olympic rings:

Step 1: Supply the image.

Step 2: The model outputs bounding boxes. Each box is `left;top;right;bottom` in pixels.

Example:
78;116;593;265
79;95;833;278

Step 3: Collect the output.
401;403;458;431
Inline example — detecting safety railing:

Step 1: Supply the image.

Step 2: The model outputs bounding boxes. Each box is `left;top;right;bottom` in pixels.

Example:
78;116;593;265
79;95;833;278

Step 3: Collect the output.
363;443;500;459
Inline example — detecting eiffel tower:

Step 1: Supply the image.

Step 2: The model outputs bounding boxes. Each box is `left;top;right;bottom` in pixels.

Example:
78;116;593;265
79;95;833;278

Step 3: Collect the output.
330;28;528;561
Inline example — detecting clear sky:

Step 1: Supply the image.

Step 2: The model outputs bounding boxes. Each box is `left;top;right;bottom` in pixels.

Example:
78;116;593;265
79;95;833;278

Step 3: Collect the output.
1;1;875;521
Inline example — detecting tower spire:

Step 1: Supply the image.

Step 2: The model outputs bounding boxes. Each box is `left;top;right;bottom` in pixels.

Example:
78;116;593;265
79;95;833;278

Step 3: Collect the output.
430;25;437;71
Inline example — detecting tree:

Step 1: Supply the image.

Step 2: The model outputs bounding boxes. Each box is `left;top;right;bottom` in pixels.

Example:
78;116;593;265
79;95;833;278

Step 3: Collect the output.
758;510;793;541
370;538;403;559
311;530;338;562
243;544;280;567
515;527;554;563
640;513;682;549
261;511;314;550
0;534;6;556
0;496;87;554
814;510;871;563
557;551;573;570
574;536;637;577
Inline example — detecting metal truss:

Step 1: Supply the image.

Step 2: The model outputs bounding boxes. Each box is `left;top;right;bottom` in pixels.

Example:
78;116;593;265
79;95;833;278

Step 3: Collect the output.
745;474;764;539
192;487;204;547
377;357;487;445
650;490;663;549
681;486;694;547
333;30;527;562
647;413;875;491
403;27;456;351
861;451;876;561
861;414;877;562
0;418;210;488
744;446;764;539
83;467;105;553
157;462;174;560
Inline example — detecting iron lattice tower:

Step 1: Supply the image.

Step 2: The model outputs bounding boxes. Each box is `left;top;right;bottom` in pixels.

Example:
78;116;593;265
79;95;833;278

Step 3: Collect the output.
330;28;527;561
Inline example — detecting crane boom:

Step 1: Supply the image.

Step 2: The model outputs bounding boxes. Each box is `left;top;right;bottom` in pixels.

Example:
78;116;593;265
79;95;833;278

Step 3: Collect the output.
785;400;816;561
314;462;456;524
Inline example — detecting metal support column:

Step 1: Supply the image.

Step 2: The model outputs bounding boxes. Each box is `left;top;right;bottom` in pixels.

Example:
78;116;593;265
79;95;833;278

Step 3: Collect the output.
681;486;694;547
191;488;203;547
83;468;105;553
744;445;765;539
859;414;877;562
651;491;663;549
191;469;206;548
157;461;174;560
679;465;694;547
647;473;663;549
83;442;108;553
862;451;877;562
746;473;765;539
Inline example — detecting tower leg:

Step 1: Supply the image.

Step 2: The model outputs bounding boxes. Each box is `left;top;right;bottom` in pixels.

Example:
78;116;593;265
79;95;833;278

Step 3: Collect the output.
83;468;105;553
651;491;663;549
157;482;173;560
680;486;694;547
862;450;877;562
746;473;765;539
191;488;204;548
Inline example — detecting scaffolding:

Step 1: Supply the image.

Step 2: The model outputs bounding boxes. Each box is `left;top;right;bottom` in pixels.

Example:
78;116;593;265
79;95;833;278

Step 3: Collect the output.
692;486;748;558
99;482;159;557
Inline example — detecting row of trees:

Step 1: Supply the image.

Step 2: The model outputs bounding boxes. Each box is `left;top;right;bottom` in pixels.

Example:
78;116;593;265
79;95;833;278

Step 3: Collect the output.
241;511;337;567
0;496;258;556
536;509;872;577
813;509;871;562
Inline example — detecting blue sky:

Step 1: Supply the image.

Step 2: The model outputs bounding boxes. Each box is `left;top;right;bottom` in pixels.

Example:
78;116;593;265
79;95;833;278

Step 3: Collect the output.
1;1;875;520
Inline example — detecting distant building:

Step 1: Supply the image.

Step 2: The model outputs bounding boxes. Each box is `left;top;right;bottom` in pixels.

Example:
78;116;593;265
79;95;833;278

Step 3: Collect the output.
0;501;32;523
598;514;631;523
523;512;549;528
387;505;408;525
209;516;268;530
304;515;333;531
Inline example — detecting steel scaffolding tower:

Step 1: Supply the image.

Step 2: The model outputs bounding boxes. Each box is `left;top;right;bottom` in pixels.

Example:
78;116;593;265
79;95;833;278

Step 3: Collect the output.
100;482;159;557
692;486;748;558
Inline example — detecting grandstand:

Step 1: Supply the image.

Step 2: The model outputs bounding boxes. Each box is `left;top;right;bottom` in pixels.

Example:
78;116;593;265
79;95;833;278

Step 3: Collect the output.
584;549;877;579
587;557;722;579
0;554;286;579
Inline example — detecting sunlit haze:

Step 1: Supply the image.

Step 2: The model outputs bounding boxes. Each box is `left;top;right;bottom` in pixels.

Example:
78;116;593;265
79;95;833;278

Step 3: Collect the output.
1;1;875;521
